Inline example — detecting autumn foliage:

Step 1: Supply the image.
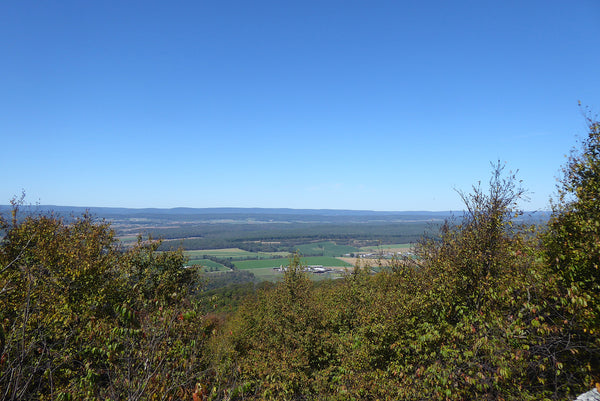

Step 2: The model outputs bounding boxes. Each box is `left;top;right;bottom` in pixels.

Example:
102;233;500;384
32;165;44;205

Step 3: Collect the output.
0;207;207;400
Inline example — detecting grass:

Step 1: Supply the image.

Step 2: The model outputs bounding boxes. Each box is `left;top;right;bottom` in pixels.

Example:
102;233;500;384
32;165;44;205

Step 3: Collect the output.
293;241;359;257
186;259;229;271
186;249;290;260
234;259;289;270
302;256;352;267
234;256;351;270
359;243;413;252
186;248;257;258
248;267;347;282
118;236;139;244
244;267;284;282
182;247;355;281
257;251;291;258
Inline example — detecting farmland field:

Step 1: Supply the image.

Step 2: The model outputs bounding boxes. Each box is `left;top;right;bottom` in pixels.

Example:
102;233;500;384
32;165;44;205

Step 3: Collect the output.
118;235;139;244
234;259;291;270
186;259;228;271
302;256;352;267
359;243;413;253
185;248;288;259
234;256;352;270
238;267;283;282
61;208;446;283
234;266;347;282
186;248;257;258
293;241;359;257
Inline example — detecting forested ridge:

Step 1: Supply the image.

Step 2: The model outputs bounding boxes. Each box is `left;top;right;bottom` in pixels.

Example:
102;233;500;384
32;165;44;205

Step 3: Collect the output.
1;115;600;400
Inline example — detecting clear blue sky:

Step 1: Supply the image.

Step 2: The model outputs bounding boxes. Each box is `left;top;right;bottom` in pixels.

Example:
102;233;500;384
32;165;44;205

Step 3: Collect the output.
1;1;599;211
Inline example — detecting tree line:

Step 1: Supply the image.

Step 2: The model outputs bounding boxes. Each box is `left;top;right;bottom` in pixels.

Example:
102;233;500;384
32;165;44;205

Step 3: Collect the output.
154;223;432;252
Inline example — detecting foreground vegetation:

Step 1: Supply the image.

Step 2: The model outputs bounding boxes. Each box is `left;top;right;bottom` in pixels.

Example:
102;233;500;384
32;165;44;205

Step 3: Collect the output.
1;114;599;400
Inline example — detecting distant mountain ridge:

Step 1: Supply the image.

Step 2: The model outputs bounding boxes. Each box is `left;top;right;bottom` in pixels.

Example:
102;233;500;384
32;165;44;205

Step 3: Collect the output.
0;205;549;224
0;205;457;216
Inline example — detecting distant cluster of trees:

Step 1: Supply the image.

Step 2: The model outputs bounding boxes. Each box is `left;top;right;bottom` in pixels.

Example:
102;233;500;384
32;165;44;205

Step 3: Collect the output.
202;270;258;292
1;112;599;400
154;224;431;252
198;254;237;270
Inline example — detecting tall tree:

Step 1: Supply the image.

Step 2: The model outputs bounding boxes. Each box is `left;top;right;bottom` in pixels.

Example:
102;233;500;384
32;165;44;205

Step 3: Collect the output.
545;107;600;296
543;107;600;388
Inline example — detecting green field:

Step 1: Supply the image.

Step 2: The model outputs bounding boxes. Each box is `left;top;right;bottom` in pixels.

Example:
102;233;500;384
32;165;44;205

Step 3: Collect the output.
234;256;351;270
256;251;290;258
186;259;229;271
186;248;257;258
241;267;284;282
234;259;289;269
239;266;346;282
359;243;413;252
186;248;289;259
181;245;396;281
293;241;359;257
302;256;352;267
118;236;139;244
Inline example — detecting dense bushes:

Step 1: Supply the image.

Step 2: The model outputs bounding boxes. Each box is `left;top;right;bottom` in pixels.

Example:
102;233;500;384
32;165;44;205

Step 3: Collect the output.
542;111;600;389
206;165;555;400
0;207;208;400
206;119;600;400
